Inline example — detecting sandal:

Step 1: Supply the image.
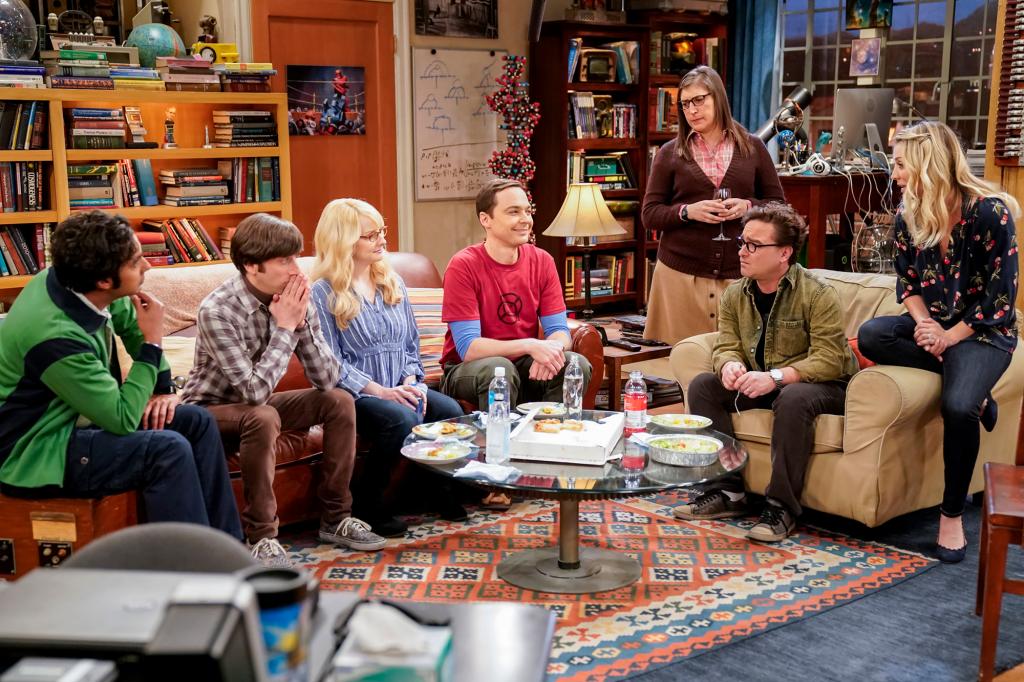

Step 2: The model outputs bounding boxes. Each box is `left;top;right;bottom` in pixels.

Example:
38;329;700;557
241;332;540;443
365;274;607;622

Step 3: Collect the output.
480;492;512;511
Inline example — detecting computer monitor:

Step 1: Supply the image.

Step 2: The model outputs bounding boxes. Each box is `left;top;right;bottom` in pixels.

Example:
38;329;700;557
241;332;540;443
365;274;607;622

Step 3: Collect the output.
831;87;895;168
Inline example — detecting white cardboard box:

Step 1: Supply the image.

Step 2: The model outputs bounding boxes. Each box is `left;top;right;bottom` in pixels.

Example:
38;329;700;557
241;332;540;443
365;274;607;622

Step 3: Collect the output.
509;412;624;466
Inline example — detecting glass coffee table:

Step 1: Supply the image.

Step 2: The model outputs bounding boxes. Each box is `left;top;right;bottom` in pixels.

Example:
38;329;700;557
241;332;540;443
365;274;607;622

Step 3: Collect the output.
401;410;747;594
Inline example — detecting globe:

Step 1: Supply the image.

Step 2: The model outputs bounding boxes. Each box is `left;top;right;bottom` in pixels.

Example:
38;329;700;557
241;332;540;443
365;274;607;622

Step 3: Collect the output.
0;0;37;62
125;23;186;68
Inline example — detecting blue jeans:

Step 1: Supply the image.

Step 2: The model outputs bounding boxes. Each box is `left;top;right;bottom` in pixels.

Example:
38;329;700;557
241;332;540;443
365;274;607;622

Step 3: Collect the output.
858;314;1013;516
64;404;243;539
354;388;463;514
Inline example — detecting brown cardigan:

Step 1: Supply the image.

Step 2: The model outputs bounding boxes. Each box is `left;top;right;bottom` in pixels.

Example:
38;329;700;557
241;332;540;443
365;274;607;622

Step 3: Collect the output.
641;132;785;279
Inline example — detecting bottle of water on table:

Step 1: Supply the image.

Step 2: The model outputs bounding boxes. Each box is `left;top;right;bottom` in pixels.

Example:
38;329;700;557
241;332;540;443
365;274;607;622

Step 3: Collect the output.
562;355;584;423
486;366;510;465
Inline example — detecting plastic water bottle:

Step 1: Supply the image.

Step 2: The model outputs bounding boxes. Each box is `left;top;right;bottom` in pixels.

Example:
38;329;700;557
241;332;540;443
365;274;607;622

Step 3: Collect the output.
623;370;648;434
562;355;584;422
486;366;510;465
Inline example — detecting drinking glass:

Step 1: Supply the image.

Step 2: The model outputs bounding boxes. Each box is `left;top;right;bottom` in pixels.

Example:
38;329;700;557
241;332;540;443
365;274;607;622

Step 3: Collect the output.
712;187;731;241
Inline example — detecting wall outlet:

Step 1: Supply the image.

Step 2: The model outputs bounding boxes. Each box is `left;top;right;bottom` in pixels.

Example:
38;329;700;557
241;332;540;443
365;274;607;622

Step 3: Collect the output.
0;539;13;575
38;541;72;568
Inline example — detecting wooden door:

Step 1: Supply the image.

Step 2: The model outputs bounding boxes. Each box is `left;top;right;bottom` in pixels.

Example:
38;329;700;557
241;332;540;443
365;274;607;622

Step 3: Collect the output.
251;0;398;252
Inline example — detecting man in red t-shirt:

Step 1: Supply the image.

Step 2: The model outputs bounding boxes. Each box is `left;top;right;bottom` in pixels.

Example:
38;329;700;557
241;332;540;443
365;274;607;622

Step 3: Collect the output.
440;178;592;409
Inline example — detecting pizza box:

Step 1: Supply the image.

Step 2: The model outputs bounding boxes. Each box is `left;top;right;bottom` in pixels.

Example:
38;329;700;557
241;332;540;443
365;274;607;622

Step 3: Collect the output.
509;412;625;466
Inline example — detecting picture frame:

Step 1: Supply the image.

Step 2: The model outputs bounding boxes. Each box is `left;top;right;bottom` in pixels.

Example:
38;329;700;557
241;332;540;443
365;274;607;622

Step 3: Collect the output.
849;37;881;77
845;0;893;30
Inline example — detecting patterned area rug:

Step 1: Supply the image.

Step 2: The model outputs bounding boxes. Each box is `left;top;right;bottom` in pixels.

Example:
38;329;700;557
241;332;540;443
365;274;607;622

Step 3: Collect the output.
282;490;935;681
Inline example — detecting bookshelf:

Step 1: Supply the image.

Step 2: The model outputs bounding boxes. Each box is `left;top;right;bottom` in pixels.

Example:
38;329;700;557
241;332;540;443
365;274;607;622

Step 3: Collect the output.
0;89;291;299
530;15;727;313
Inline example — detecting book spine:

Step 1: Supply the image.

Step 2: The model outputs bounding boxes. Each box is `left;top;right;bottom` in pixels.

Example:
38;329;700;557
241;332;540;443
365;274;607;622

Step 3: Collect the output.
0;231;13;275
8;225;37;273
271;157;280;200
0;229;25;274
29;109;46;149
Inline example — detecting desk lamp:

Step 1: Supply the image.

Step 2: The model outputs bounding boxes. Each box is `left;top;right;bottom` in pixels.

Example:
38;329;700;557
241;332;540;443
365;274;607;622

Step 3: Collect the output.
543;183;625;318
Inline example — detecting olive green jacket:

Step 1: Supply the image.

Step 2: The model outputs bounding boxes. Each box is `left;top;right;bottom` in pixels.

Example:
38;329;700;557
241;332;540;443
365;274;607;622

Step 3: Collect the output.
712;264;859;383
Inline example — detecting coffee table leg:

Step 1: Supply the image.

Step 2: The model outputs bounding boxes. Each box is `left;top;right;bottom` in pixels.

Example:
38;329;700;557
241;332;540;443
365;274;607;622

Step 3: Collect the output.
496;498;641;594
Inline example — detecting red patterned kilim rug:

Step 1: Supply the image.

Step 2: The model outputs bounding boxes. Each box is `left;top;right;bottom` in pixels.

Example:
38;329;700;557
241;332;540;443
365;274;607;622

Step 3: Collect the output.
281;489;935;681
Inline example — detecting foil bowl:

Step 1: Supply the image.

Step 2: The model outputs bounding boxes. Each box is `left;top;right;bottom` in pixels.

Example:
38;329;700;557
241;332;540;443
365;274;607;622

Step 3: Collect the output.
647;434;723;467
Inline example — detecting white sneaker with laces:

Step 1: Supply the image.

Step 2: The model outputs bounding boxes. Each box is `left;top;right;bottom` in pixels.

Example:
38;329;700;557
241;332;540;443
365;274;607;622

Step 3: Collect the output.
319;516;386;551
248;537;292;567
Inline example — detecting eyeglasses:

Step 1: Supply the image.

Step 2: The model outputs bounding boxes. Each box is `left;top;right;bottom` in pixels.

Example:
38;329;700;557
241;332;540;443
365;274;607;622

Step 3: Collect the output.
679;92;712;111
359;227;388;242
736;236;784;253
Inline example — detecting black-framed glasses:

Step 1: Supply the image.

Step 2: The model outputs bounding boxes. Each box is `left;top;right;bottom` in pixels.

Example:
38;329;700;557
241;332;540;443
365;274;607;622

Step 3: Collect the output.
679;92;712;111
736;236;783;253
360;226;388;242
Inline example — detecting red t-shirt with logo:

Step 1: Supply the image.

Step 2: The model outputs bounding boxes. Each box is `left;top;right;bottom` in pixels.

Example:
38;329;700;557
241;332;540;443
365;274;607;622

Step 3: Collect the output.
441;243;566;366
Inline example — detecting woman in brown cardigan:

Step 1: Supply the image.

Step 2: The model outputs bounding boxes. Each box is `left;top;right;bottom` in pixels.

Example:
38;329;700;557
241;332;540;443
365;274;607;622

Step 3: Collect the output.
642;66;785;344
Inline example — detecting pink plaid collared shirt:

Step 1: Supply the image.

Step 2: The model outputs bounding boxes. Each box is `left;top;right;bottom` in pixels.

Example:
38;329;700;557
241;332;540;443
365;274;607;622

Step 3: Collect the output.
688;130;734;188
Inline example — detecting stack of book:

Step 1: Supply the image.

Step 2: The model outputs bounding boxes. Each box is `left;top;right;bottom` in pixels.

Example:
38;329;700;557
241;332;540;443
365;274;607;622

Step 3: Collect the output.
116;158;159;207
212;110;277;147
141;218;223;264
65;107;125;149
215;62;276;92
67;164;117;210
159;168;230;207
136;229;173;266
0;60;45;88
46;49;113;90
0;225;48;276
0;163;45;212
0;101;47;150
156;56;220;92
566;151;636;191
219;226;235;259
217;158;280;203
110;66;164;91
650;88;678;133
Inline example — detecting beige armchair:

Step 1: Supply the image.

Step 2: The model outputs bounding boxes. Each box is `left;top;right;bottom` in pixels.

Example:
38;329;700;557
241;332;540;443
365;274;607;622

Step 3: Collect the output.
670;269;1024;528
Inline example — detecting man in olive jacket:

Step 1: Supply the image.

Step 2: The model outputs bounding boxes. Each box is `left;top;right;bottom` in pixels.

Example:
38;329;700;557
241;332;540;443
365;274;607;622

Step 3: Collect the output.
674;203;858;542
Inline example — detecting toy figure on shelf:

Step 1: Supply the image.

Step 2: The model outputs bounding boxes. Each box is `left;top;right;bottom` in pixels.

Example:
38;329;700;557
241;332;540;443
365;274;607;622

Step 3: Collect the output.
197;14;217;43
163;107;177;148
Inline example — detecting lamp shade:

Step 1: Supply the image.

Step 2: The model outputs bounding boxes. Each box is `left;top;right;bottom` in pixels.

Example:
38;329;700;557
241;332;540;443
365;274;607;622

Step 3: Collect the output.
542;183;626;238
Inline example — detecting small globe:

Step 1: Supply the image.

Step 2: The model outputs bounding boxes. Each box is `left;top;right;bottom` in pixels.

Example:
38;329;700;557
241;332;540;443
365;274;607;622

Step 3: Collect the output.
0;0;37;61
125;23;186;68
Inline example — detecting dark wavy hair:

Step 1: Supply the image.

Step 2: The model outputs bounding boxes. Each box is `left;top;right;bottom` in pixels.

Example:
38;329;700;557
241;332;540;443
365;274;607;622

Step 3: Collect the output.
51;210;136;293
742;202;808;265
230;213;303;273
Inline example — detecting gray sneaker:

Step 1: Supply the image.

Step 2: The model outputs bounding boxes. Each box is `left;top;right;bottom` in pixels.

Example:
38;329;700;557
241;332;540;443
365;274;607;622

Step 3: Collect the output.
319;517;387;552
248;537;293;567
746;501;796;543
674;489;748;520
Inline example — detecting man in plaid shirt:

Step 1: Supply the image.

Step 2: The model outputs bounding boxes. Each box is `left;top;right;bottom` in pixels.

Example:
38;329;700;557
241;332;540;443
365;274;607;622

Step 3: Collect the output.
181;213;385;566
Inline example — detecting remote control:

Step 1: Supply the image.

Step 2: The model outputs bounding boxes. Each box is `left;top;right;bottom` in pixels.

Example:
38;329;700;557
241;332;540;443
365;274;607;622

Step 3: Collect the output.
635;338;670;347
608;338;642;351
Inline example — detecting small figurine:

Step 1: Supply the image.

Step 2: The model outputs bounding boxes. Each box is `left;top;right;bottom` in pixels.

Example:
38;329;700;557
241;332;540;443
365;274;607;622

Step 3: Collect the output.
163;107;177;149
47;13;58;32
197;14;217;44
203;125;213;149
92;16;105;36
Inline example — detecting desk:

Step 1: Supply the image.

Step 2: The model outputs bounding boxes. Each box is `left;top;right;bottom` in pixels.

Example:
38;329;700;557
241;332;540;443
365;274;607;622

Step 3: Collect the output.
601;323;673;412
779;170;893;268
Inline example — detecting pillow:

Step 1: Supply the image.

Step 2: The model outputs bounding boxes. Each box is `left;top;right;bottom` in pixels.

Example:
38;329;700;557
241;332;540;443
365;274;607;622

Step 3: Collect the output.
406;287;445;388
116;335;198;383
847;336;875;370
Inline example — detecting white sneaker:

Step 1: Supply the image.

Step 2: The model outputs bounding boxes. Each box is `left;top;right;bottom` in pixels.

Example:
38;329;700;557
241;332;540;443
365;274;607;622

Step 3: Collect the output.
248;537;293;567
319;517;386;551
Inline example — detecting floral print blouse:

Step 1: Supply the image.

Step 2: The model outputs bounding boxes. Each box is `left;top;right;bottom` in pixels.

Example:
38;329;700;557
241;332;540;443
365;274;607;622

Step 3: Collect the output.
894;196;1019;354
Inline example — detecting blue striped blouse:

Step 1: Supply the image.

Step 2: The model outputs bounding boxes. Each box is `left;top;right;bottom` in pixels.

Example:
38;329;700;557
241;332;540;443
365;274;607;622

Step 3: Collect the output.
310;276;424;397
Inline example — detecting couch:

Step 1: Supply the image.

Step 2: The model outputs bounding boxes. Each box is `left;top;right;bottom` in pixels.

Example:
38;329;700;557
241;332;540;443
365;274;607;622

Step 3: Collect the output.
669;269;1024;528
140;252;605;526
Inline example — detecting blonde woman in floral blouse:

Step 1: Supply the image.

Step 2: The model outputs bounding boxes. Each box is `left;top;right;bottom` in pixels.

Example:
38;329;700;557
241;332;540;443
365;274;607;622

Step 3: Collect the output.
858;121;1019;564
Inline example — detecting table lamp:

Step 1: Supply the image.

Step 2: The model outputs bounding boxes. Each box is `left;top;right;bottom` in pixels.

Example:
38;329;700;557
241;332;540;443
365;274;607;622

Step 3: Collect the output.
542;183;626;318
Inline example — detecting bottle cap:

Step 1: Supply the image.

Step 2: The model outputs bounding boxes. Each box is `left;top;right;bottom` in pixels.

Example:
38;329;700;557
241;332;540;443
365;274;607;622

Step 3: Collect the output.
629;370;643;378
495;367;505;377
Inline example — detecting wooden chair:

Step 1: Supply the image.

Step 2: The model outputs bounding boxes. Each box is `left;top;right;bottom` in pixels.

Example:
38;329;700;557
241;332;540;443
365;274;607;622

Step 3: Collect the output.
974;399;1024;681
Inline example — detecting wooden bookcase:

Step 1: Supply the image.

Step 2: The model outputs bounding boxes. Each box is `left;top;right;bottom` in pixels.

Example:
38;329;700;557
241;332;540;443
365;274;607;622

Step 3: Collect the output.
530;15;727;313
0;89;292;300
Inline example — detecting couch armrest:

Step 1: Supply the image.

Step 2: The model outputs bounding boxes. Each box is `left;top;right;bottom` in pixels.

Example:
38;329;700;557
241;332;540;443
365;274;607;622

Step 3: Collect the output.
568;319;604;409
669;332;718;395
843;365;941;453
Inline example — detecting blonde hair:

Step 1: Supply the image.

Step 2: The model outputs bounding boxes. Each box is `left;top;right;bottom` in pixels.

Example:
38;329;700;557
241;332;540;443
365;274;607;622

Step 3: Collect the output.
675;65;753;161
893;121;1021;249
312;198;402;330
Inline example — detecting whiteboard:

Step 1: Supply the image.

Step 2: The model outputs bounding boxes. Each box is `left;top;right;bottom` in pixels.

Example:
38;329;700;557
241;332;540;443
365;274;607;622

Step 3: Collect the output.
413;47;507;201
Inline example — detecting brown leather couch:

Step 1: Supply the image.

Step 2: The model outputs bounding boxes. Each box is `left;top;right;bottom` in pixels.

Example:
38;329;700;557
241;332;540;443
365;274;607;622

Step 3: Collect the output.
141;252;605;526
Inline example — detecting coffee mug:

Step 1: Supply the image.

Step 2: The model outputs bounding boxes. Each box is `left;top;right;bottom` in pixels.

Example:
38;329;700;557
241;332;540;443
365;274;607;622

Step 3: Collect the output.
239;565;318;682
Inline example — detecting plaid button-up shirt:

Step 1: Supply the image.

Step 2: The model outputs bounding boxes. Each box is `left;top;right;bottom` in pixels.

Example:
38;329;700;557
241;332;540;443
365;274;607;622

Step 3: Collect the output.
180;274;340;406
688;129;735;188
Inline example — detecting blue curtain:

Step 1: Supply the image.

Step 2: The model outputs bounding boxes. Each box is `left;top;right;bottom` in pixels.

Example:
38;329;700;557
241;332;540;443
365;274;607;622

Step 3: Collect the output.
727;0;780;134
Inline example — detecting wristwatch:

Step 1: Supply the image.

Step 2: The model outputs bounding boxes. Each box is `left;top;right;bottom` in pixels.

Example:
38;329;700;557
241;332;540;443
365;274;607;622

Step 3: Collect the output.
769;368;784;390
679;204;689;221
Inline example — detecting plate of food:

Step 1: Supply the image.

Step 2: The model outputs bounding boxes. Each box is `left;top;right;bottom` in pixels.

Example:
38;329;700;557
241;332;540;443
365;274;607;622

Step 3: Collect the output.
411;421;478;440
532;418;586;434
648;413;713;431
647;434;723;467
401;440;475;463
516;402;566;416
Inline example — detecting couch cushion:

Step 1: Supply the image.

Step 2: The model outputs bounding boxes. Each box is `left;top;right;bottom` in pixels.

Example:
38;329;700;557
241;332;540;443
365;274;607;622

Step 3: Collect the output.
115;335;196;382
407;287;445;388
809;269;903;338
731;409;845;454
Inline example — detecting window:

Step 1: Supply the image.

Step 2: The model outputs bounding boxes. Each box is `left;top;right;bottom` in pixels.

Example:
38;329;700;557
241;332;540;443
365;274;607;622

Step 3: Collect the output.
780;0;999;150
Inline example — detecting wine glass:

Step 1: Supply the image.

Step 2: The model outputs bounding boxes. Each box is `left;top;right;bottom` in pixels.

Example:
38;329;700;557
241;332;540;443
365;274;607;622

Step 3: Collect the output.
712;187;731;241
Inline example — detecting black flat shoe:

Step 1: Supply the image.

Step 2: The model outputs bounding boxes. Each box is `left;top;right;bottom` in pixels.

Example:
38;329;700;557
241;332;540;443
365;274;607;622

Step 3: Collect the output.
981;397;998;432
364;515;408;538
936;541;968;564
437;501;469;522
